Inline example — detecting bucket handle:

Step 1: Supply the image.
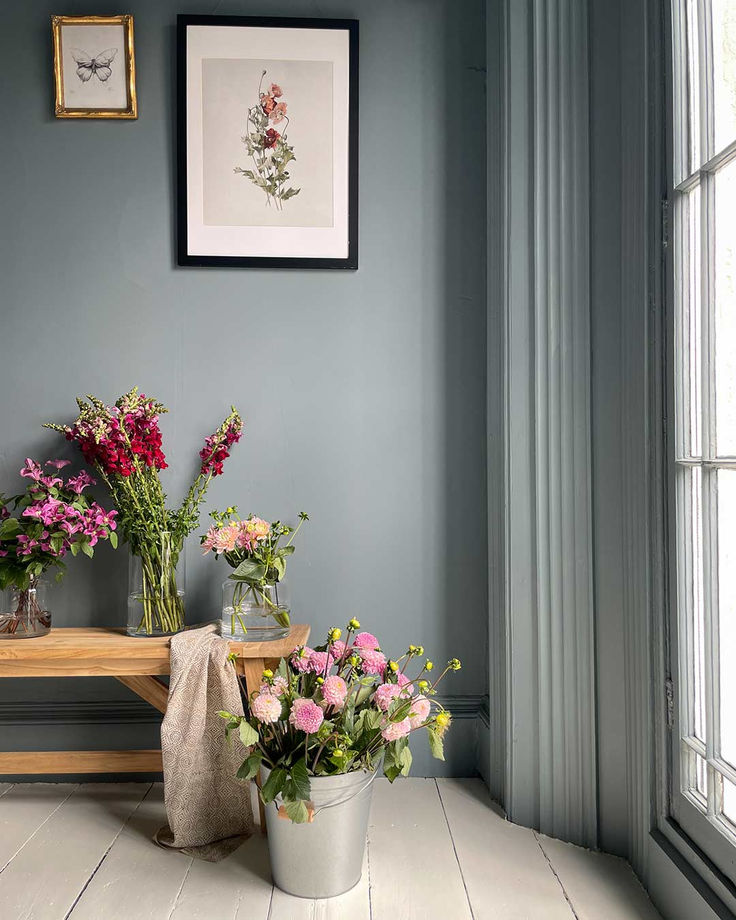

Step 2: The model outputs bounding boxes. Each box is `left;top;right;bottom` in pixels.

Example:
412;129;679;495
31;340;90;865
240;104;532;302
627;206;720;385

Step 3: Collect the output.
274;768;379;818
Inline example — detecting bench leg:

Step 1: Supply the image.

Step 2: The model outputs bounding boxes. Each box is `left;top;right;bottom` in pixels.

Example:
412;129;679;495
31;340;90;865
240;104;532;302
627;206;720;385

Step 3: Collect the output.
116;675;169;714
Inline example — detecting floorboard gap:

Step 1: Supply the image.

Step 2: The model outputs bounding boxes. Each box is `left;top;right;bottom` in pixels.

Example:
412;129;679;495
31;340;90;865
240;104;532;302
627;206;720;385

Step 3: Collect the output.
0;783;78;877
533;831;580;920
64;783;153;920
166;853;194;920
435;779;476;920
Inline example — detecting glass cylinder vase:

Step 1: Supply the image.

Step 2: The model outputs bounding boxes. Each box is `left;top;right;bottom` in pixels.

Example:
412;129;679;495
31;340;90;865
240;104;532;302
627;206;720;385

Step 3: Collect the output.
127;532;186;637
221;578;290;642
0;576;52;639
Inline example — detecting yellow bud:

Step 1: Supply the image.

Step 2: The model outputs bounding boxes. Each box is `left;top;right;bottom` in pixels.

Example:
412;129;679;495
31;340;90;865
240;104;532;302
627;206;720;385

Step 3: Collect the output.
389;660;399;672
262;668;274;680
436;711;451;728
328;627;342;641
317;676;325;685
333;748;344;758
425;660;434;671
418;679;430;691
348;618;361;630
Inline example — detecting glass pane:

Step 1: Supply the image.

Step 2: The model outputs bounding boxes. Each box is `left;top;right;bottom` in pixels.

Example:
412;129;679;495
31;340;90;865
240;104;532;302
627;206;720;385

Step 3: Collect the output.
722;774;736;826
712;0;736;154
677;0;702;177
679;466;707;741
719;470;736;765
715;158;736;454
697;751;709;799
677;185;703;457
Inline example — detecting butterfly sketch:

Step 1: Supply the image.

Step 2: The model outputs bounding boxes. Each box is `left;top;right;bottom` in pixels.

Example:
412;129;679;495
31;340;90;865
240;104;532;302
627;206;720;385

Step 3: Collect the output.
70;48;118;83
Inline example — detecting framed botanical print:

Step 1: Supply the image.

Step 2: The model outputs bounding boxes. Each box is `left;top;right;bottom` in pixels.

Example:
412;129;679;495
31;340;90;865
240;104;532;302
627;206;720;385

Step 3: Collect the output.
52;15;137;119
177;15;358;269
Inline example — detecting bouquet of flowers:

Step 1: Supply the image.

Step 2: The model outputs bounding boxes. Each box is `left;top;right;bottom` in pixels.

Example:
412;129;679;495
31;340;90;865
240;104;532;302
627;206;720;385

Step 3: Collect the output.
234;72;301;210
201;509;308;635
46;388;243;635
0;459;117;635
220;620;460;823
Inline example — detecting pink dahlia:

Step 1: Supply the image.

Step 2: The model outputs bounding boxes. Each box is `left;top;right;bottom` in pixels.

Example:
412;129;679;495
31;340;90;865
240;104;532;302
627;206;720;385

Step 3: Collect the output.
260;675;288;696
290;647;314;672
330;639;348;660
374;682;403;712
322;675;348;708
251;693;281;723
307;650;334;674
289;698;324;734
353;631;380;650
381;717;412;742
409;694;431;728
397;672;415;694
359;648;387;677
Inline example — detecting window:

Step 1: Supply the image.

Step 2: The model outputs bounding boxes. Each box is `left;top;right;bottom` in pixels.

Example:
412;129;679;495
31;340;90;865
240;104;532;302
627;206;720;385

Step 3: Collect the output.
671;0;736;883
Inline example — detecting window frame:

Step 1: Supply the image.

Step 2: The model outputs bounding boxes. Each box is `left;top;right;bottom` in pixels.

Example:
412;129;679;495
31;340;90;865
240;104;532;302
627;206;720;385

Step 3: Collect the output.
664;0;736;898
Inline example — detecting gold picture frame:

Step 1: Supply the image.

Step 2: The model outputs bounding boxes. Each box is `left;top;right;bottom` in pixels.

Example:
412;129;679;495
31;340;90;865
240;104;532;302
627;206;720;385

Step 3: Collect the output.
52;15;137;119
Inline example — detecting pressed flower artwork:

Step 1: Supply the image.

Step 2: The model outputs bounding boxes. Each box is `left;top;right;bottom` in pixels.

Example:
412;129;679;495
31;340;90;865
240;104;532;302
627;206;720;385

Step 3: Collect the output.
178;16;358;268
234;72;301;210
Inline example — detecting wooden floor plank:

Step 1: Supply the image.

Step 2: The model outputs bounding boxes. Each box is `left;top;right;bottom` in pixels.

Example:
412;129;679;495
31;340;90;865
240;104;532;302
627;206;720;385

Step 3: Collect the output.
437;778;575;920
536;834;663;920
267;849;371;920
169;834;273;920
0;783;149;920
0;783;76;871
68;784;193;920
369;778;472;920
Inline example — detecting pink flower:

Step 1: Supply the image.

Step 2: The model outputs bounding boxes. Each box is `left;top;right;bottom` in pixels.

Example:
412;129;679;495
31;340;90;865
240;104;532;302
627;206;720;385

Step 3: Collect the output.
381;717;412;742
260;675;288;696
45;459;70;470
307;650;334;674
201;525;219;553
67;471;96;494
409;695;431;728
322;675;348;708
270;83;283;98
270;102;288;124
354;632;380;650
289;698;324;734
330;639;348;660
20;459;43;481
260;93;275;114
359;649;387;677
251;693;282;723
397;672;415;694
290;647;315;672
374;682;403;712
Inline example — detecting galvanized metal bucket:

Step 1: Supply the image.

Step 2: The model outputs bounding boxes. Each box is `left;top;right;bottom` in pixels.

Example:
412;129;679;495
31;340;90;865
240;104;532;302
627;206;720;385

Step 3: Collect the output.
262;765;378;899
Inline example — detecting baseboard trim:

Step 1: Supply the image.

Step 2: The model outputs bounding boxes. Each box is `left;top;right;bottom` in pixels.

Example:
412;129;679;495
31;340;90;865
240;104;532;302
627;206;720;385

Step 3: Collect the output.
0;693;486;726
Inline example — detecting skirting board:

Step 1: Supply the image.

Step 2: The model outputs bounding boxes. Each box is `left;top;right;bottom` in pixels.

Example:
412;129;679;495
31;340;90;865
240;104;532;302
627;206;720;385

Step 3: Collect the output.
0;693;490;782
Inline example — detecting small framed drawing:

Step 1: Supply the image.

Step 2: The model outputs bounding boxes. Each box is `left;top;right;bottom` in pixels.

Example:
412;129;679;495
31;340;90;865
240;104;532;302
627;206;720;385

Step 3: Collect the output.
177;15;358;269
52;15;137;119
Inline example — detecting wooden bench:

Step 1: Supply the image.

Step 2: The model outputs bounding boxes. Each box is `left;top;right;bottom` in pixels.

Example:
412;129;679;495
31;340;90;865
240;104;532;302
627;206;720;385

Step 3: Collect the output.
0;624;309;777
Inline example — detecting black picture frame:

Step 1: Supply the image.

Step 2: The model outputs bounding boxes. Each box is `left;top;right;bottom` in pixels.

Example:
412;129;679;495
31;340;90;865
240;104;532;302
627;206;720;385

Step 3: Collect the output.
176;14;359;269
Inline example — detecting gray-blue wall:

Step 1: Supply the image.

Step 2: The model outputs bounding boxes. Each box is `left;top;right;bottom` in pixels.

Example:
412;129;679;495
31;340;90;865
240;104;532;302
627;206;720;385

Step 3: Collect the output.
0;0;487;775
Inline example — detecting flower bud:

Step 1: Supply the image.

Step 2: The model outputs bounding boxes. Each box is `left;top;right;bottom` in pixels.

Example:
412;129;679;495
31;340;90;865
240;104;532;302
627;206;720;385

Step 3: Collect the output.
348;618;361;630
425;660;434;671
388;660;399;672
317;676;325;685
333;748;344;758
328;627;342;642
415;645;424;656
349;655;360;667
448;658;462;671
436;710;452;728
261;668;274;680
418;679;430;692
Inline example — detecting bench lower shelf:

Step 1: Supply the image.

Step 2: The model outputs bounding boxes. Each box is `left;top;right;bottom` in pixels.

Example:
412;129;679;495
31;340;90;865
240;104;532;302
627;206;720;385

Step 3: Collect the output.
0;750;164;774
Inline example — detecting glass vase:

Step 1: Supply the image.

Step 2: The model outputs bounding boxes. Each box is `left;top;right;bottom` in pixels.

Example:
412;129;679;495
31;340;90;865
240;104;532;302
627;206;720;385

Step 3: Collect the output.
0;576;52;639
127;532;186;637
221;579;290;642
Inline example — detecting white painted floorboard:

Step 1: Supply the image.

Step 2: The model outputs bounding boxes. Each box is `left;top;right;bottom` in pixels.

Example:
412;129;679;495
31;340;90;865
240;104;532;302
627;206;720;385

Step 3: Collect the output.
0;779;663;920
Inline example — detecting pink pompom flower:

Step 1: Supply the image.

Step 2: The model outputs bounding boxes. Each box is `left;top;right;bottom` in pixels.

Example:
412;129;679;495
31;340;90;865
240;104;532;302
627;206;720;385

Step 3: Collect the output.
289;698;324;734
381;717;412;742
409;695;431;728
353;631;380;650
359;648;387;677
260;675;288;696
374;682;403;712
307;650;334;674
251;693;282;723
322;675;348;708
397;672;415;694
290;647;314;672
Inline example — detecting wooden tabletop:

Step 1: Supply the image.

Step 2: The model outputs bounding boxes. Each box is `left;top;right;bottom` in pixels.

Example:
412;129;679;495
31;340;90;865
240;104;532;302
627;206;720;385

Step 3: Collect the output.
0;625;310;678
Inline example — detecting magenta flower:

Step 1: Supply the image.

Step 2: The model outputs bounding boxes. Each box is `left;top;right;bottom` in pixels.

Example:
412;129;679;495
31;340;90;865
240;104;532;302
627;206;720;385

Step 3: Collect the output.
67;471;96;494
45;459;71;470
19;459;43;481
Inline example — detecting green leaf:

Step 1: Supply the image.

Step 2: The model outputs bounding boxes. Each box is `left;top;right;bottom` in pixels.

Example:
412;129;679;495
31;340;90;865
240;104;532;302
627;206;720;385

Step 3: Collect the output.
261;767;288;804
427;726;445;761
238;719;259;749
398;745;413;777
81;541;94;558
70;541;80;557
285;757;311;801
0;518;20;538
231;559;267;582
109;531;118;549
236;750;263;781
282;798;311;823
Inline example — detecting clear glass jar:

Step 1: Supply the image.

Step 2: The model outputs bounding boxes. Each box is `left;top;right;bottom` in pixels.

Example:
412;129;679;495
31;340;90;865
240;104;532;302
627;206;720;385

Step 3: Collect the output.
221;578;290;641
0;576;51;639
127;532;186;637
